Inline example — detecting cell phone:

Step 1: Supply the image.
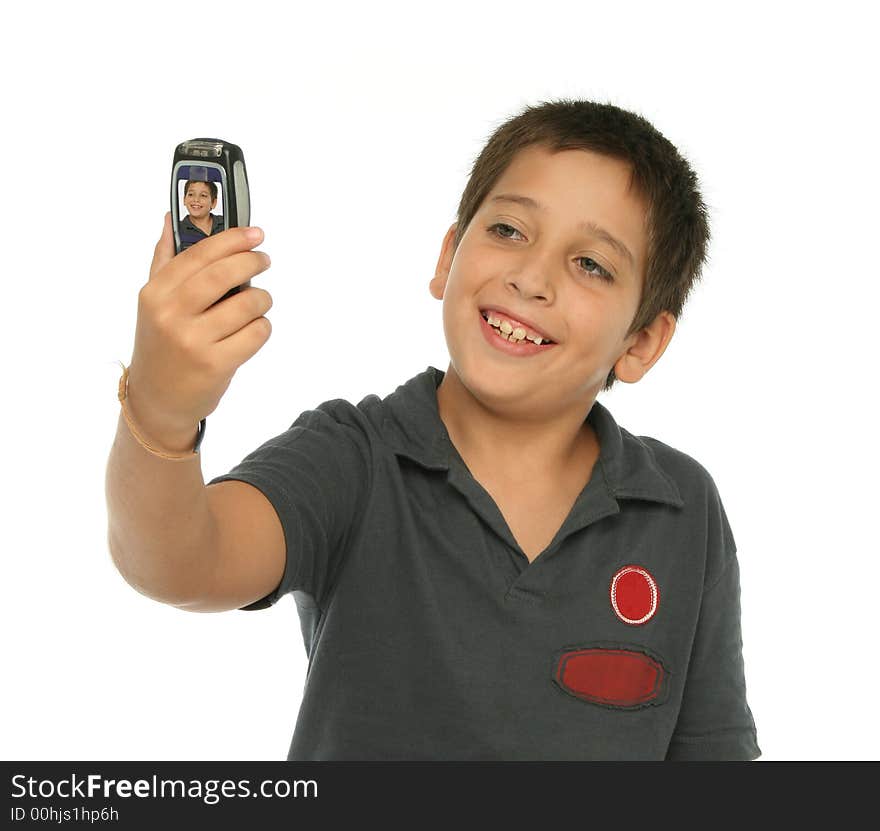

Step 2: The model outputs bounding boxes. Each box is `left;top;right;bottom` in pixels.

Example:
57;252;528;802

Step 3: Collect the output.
170;137;251;302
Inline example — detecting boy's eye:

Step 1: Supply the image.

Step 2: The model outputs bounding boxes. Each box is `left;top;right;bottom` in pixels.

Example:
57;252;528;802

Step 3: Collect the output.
489;222;523;241
487;223;614;283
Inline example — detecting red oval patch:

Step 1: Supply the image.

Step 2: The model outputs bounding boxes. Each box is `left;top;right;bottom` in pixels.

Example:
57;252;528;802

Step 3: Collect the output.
555;647;665;707
610;566;659;625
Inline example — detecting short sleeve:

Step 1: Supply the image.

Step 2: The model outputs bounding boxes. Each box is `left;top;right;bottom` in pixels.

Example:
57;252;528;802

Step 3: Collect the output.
206;400;373;612
666;484;761;761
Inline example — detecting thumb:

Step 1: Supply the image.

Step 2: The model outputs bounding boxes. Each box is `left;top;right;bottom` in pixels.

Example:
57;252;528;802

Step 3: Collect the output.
149;212;175;280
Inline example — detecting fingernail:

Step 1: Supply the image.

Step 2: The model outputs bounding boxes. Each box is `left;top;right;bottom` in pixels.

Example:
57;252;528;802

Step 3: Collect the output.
245;227;263;242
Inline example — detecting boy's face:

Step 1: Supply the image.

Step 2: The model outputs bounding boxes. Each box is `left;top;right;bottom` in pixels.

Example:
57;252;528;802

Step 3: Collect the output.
184;183;216;219
430;144;673;417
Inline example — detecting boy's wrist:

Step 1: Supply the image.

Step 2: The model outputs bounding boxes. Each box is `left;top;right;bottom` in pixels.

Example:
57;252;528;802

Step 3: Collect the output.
117;365;202;457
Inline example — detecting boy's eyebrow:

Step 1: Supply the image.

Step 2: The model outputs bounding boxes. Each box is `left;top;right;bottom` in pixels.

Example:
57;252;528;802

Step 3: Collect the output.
489;193;635;268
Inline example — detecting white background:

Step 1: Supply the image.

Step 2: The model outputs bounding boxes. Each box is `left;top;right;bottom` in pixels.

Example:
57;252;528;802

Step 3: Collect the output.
2;0;877;762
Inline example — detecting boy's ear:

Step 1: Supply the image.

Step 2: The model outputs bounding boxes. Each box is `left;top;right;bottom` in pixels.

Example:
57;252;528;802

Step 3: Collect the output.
613;311;677;384
429;222;458;300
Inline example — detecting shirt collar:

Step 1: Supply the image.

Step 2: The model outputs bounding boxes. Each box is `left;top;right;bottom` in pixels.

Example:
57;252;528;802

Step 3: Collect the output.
379;366;684;509
181;213;223;232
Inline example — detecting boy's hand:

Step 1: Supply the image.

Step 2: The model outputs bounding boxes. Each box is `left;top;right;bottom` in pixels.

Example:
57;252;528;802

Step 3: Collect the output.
125;213;273;453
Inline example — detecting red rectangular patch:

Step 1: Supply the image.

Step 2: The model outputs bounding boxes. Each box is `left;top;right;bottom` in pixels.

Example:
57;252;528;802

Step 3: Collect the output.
553;644;669;709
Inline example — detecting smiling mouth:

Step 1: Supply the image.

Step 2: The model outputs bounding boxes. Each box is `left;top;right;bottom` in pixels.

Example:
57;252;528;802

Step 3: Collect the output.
480;310;556;345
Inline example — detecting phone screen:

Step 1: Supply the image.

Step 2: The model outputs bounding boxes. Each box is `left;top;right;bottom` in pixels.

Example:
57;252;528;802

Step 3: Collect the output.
172;162;229;252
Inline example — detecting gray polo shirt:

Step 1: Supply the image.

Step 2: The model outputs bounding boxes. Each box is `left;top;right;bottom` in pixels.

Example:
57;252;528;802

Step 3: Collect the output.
178;213;225;251
207;366;760;761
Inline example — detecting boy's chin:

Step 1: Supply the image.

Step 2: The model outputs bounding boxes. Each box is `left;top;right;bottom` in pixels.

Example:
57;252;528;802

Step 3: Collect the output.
454;356;546;398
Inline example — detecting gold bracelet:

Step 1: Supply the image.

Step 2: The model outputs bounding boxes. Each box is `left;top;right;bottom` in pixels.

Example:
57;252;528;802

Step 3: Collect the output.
116;362;205;460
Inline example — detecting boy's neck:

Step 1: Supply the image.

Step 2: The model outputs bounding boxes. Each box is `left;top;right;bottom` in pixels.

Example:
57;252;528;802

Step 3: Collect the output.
435;364;599;486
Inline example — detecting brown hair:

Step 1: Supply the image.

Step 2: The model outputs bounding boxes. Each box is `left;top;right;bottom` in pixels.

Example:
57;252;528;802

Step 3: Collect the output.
184;180;218;202
451;98;711;391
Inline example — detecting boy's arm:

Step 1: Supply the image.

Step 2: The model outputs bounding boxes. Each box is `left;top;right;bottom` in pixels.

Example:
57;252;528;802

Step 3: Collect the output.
106;214;277;611
665;553;761;760
105;405;285;612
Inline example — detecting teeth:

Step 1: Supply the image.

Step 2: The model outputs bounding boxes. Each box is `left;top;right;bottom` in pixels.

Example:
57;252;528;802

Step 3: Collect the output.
485;313;549;345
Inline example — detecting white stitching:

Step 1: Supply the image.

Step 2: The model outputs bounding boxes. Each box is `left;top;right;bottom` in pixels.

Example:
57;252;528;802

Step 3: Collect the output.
610;565;659;625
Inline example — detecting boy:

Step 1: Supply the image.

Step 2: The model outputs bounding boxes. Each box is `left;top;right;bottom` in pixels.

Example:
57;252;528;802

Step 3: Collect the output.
177;179;224;250
106;99;760;760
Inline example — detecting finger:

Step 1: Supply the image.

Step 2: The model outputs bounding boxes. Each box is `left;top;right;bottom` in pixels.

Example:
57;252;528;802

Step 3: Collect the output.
198;285;274;342
212;312;273;374
159;225;265;291
149;212;175;281
176;250;270;312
